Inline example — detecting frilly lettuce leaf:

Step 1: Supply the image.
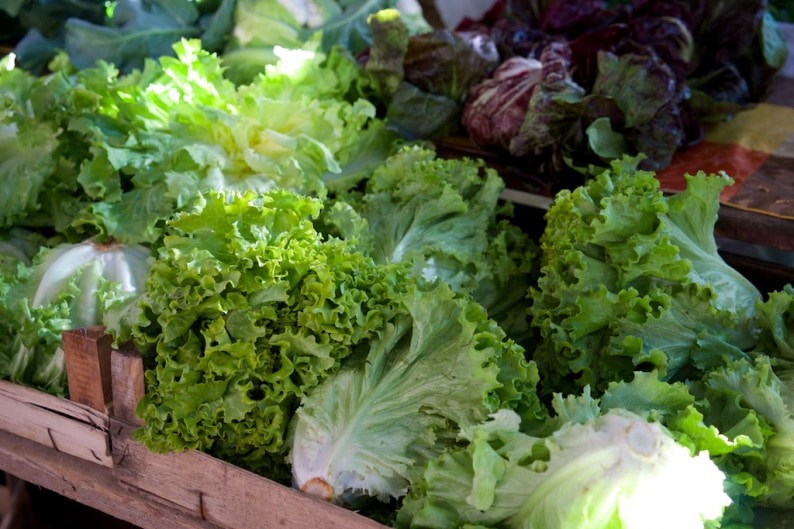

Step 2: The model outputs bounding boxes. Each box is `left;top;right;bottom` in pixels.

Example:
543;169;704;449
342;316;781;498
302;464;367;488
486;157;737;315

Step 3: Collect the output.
755;284;794;361
396;407;731;529
129;189;417;478
320;146;538;347
529;156;762;396
701;355;794;509
288;280;535;506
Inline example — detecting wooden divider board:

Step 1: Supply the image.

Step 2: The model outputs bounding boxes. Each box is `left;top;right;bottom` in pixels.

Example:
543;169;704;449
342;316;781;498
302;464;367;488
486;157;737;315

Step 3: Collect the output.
0;428;221;529
0;329;390;529
110;419;387;529
0;380;112;468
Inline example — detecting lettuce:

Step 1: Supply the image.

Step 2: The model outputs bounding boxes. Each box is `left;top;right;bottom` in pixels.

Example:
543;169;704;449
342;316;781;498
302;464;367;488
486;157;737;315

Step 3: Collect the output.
129;189;418;478
0;239;151;395
289;281;536;506
396;406;731;529
320;146;539;347
0;39;396;244
529;156;762;397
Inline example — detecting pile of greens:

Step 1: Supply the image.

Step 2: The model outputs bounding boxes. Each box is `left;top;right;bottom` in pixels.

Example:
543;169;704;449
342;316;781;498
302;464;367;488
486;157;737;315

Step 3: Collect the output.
360;0;789;185
0;34;396;393
1;0;431;83
1;5;794;529
0;38;395;244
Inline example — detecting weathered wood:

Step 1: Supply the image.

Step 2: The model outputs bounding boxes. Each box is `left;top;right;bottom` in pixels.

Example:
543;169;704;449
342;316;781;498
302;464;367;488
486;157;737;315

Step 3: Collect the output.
110;419;388;529
0;380;111;467
62;327;113;412
0;429;221;529
110;346;145;425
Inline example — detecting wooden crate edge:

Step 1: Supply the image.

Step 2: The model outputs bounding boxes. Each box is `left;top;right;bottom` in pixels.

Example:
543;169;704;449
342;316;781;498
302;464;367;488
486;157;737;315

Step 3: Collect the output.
0;380;112;468
110;418;388;529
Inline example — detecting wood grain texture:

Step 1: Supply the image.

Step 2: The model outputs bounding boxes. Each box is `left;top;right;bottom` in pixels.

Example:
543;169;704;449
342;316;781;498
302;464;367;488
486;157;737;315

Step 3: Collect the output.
110;347;145;426
111;419;388;529
62;327;113;412
0;380;111;467
0;428;221;529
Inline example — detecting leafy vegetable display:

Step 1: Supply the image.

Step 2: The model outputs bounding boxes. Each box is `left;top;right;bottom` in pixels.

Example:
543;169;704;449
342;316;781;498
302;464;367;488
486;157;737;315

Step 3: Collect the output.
320;145;538;346
529;156;762;397
0;3;793;528
362;0;789;184
0;238;151;395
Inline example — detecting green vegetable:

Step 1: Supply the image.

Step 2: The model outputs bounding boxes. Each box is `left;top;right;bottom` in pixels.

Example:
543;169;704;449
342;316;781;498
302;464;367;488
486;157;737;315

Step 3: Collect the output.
1;238;151;395
396;406;731;529
699;355;794;509
0;228;45;276
129;189;417;478
219;0;431;84
321;146;538;347
756;284;794;361
0;39;395;244
8;0;237;74
529;156;762;396
289;280;535;505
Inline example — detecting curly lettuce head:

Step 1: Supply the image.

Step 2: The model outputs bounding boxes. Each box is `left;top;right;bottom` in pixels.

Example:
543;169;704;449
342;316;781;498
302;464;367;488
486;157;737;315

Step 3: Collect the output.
321;146;539;347
130;189;419;477
289;280;537;506
529;156;762;396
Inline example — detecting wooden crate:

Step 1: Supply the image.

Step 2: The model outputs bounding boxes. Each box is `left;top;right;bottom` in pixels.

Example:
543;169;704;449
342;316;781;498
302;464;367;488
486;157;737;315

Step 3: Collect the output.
0;380;111;468
0;327;388;529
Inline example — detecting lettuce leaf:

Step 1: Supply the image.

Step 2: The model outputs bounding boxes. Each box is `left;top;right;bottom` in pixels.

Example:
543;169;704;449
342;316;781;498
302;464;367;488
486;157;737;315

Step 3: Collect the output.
129;189;417;478
289;281;534;505
320;146;539;347
529;156;762;396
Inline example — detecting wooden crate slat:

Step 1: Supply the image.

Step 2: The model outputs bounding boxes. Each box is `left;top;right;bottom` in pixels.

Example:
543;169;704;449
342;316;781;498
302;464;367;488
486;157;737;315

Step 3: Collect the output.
110;419;388;529
110;347;145;425
0;380;111;468
62;327;113;412
0;428;221;529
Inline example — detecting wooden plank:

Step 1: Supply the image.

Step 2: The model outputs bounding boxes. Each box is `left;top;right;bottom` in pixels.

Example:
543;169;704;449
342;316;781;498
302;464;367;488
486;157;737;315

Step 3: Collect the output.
714;206;794;252
62;327;113;413
110;346;145;426
110;419;388;529
0;380;111;468
0;429;221;529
